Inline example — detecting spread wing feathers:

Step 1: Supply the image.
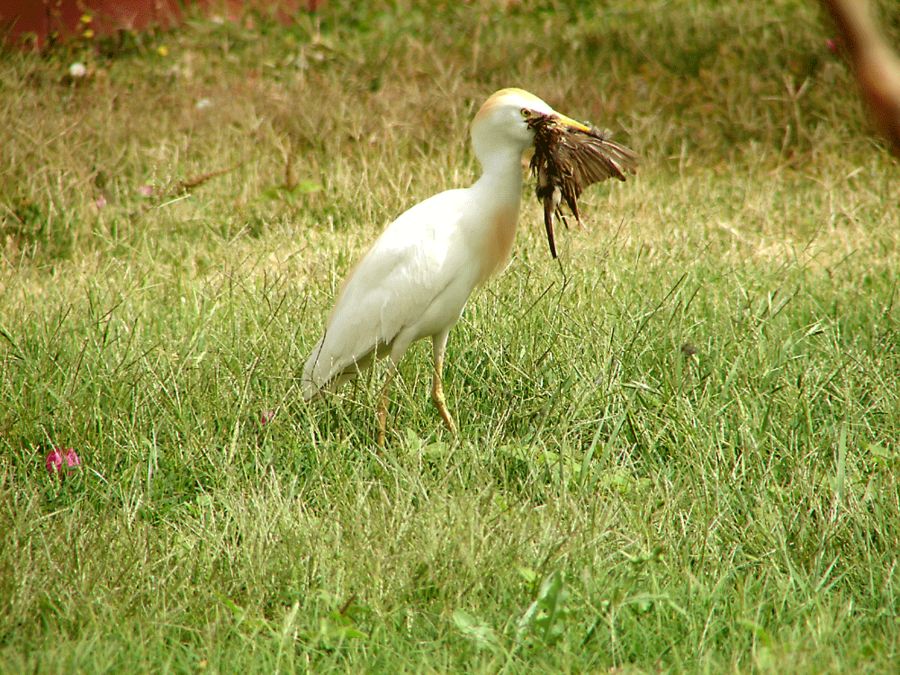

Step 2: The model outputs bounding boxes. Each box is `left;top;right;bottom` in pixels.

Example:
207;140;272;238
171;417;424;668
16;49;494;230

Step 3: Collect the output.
530;116;638;258
302;189;472;400
556;130;638;225
563;131;639;192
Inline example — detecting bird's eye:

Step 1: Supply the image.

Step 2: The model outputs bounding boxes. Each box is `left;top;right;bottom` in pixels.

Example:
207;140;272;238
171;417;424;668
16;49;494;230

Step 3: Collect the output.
520;108;532;118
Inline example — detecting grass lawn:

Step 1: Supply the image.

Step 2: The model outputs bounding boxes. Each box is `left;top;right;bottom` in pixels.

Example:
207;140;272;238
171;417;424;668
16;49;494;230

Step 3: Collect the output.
1;0;898;671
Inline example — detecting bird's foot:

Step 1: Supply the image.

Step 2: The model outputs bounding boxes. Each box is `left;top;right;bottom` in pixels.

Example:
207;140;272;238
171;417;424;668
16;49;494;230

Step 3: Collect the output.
432;387;458;436
439;407;458;436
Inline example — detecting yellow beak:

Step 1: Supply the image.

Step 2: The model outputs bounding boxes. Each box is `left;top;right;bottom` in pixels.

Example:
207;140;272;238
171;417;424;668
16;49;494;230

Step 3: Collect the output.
553;112;591;132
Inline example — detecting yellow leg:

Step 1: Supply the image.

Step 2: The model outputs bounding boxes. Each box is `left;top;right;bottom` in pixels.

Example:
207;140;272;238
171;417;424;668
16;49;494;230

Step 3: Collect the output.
431;332;458;436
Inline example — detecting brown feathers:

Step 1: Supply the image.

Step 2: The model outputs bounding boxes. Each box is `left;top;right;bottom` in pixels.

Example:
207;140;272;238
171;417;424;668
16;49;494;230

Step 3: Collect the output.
528;115;638;258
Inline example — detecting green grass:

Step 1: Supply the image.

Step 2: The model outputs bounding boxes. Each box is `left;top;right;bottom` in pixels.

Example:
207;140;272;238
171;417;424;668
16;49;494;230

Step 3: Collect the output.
1;0;899;671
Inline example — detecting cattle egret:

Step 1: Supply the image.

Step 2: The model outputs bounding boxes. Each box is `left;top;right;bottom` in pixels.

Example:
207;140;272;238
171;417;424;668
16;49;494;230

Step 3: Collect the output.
302;88;605;444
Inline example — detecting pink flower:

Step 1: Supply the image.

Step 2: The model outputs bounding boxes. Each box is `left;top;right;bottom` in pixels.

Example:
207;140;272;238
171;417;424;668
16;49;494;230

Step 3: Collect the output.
65;449;81;468
259;409;276;426
45;449;64;475
45;447;81;479
94;195;107;209
138;185;154;197
826;38;839;54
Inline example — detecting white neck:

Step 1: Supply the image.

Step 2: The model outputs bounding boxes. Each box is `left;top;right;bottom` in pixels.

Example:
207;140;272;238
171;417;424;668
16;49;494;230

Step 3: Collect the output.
471;144;524;206
463;143;525;283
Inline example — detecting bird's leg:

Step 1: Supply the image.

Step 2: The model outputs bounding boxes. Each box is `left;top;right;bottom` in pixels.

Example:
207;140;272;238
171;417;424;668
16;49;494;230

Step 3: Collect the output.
376;367;395;447
431;331;458;436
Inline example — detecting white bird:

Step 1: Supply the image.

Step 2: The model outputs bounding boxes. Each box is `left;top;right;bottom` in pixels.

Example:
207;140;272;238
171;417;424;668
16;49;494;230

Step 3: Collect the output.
302;88;592;444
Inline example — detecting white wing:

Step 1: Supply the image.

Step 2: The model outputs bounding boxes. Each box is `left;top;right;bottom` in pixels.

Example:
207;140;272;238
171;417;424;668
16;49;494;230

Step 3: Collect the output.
302;188;480;398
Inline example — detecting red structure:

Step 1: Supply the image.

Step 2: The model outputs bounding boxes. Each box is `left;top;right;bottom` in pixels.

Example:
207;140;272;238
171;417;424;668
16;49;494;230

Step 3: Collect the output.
0;1;321;50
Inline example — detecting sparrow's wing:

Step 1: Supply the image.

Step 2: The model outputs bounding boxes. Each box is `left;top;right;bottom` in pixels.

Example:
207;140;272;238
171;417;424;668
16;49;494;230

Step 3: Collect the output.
556;129;638;195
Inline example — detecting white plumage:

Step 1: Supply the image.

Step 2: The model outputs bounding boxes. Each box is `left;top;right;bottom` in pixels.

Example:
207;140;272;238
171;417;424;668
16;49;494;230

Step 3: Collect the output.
302;188;477;394
302;88;589;443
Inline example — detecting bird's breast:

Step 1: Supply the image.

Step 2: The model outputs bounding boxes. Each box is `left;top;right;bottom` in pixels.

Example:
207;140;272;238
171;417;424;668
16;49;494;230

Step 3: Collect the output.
478;203;519;284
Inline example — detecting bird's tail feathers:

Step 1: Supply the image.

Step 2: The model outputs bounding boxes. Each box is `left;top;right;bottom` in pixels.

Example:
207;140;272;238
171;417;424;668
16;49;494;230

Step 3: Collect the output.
302;334;380;401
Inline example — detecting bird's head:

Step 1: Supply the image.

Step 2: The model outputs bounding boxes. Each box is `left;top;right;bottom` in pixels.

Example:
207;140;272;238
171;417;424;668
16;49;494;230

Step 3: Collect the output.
471;88;591;169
